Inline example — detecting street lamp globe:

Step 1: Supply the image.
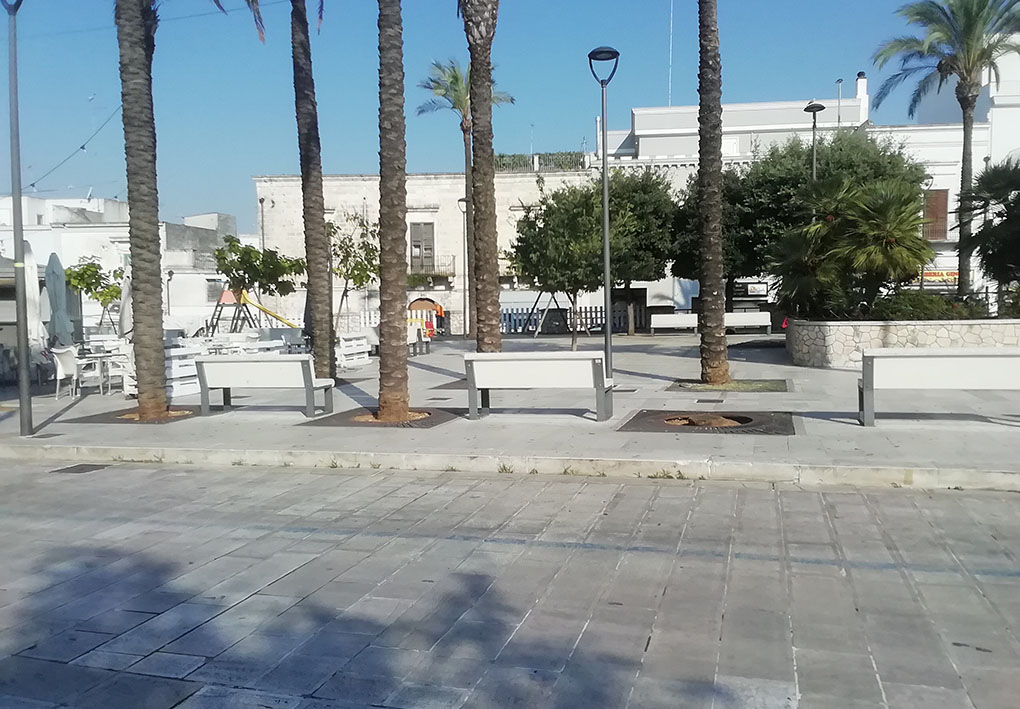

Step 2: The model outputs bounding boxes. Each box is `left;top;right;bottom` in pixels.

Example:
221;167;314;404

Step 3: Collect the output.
588;46;620;86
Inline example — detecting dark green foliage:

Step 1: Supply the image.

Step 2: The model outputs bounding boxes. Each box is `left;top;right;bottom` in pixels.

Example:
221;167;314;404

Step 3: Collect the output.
870;290;986;320
672;131;927;287
772;178;934;319
213;236;306;297
970;158;1020;293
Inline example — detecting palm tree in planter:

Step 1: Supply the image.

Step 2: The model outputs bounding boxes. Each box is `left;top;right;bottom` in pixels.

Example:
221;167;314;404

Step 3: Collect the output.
874;0;1020;296
114;0;167;420
416;59;514;338
376;0;412;422
458;0;503;353
235;0;335;378
696;0;731;384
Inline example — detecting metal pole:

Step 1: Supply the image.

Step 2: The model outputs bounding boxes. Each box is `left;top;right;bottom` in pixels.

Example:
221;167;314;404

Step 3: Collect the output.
461;208;469;338
7;6;31;436
836;79;842;128
600;81;613;382
811;112;818;182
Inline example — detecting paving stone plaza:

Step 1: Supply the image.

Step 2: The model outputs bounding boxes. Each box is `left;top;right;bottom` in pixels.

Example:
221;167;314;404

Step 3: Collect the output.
0;462;1018;708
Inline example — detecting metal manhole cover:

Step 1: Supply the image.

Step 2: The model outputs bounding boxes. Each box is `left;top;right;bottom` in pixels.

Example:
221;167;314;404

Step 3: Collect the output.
50;464;109;474
618;410;794;435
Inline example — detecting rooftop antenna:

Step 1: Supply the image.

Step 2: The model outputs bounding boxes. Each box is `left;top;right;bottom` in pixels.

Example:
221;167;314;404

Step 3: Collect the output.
667;0;674;106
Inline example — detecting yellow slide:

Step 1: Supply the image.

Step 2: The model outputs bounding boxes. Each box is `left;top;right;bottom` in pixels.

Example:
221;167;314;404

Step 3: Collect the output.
240;291;299;328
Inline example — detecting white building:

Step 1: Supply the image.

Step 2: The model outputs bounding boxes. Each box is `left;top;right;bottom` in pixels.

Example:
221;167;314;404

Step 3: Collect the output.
252;54;1020;333
0;197;250;341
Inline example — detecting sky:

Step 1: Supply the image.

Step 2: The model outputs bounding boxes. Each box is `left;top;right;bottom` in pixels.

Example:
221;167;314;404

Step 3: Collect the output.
1;0;937;233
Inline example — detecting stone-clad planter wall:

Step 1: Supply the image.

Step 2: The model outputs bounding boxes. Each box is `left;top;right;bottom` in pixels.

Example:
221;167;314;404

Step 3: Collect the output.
786;319;1020;369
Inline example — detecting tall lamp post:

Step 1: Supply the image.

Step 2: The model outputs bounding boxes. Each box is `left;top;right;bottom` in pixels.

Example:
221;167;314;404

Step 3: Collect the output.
588;45;619;397
804;101;825;182
4;0;30;436
457;197;469;339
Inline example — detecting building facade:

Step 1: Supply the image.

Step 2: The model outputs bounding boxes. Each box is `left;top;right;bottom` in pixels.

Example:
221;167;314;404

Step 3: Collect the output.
0;197;250;339
255;57;1020;334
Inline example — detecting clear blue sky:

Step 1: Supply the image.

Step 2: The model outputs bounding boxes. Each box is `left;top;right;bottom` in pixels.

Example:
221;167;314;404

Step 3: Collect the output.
2;0;931;233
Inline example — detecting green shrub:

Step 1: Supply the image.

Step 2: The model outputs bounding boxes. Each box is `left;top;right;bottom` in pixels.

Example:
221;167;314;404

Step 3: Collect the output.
869;290;987;321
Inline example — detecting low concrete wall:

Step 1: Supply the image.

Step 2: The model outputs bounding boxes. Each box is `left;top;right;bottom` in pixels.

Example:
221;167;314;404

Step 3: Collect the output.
787;318;1020;369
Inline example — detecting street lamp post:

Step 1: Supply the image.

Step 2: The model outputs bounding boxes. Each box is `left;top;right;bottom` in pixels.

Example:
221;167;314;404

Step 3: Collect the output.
166;270;174;316
4;0;30;436
804;101;825;182
457;197;469;339
588;45;619;403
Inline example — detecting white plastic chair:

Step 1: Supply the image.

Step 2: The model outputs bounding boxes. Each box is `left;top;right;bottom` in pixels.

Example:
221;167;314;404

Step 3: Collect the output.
51;346;103;399
107;343;134;396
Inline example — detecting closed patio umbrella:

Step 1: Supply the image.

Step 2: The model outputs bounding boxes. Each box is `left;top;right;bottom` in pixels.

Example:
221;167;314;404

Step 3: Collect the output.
118;269;133;340
45;253;74;347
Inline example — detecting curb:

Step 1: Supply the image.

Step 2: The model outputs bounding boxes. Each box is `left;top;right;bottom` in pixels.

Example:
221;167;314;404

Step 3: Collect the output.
1;443;1018;491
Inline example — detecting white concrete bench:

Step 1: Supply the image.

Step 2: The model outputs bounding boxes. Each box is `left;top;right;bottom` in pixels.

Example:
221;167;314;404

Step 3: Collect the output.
858;347;1020;426
650;311;771;334
365;325;427;356
336;334;370;369
195;354;333;417
464;352;612;421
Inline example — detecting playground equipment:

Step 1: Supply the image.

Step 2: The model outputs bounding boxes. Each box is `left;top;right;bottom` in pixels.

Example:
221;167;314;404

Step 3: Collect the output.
208;289;297;334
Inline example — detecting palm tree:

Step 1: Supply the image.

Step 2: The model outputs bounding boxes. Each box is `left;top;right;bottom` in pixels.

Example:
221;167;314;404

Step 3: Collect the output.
696;0;730;384
376;0;410;422
458;0;502;353
236;0;334;379
416;59;514;339
969;158;1020;310
874;0;1020;296
114;0;167;420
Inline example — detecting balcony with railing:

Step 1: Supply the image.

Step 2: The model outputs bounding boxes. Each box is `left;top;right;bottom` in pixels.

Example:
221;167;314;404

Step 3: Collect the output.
495;151;589;174
408;254;456;277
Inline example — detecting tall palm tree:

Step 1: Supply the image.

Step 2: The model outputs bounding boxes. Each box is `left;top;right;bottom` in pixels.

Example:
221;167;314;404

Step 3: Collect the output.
376;0;410;422
114;0;167;420
236;0;334;378
696;0;730;384
416;59;514;339
458;0;502;353
874;0;1020;296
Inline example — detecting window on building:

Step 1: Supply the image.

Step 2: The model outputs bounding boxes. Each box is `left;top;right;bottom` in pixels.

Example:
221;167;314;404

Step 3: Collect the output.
409;223;435;268
207;280;224;303
923;189;949;241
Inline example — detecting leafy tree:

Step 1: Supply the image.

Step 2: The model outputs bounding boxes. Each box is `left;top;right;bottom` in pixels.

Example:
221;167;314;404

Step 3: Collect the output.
416;58;513;338
608;171;675;335
673;131;928;305
969;158;1020;313
213;236;306;297
772;179;934;318
115;0;166;420
65;258;125;310
234;0;334;378
459;0;503;353
329;214;380;318
874;0;1020;295
696;0;730;384
377;0;412;422
512;182;636;350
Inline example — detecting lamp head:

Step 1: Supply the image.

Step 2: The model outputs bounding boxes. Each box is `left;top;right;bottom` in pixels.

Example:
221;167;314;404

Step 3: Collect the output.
588;46;620;86
804;101;826;114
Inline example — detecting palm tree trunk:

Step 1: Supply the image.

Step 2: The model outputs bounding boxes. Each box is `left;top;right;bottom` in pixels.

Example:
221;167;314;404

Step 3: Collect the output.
461;125;477;338
115;0;167;420
956;90;977;296
290;0;333;379
376;0;410;422
696;0;730;385
461;0;502;353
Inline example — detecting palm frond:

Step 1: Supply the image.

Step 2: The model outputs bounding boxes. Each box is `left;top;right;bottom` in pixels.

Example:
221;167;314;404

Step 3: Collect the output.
907;67;944;117
492;90;515;106
415;98;450;116
0;0;25;12
873;64;939;109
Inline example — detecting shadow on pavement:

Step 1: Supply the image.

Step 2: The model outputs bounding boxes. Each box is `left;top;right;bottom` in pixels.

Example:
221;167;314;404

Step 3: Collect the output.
0;543;744;708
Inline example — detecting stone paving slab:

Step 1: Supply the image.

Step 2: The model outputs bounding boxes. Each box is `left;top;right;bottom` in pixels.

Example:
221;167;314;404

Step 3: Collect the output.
3;336;1020;491
0;461;1018;707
